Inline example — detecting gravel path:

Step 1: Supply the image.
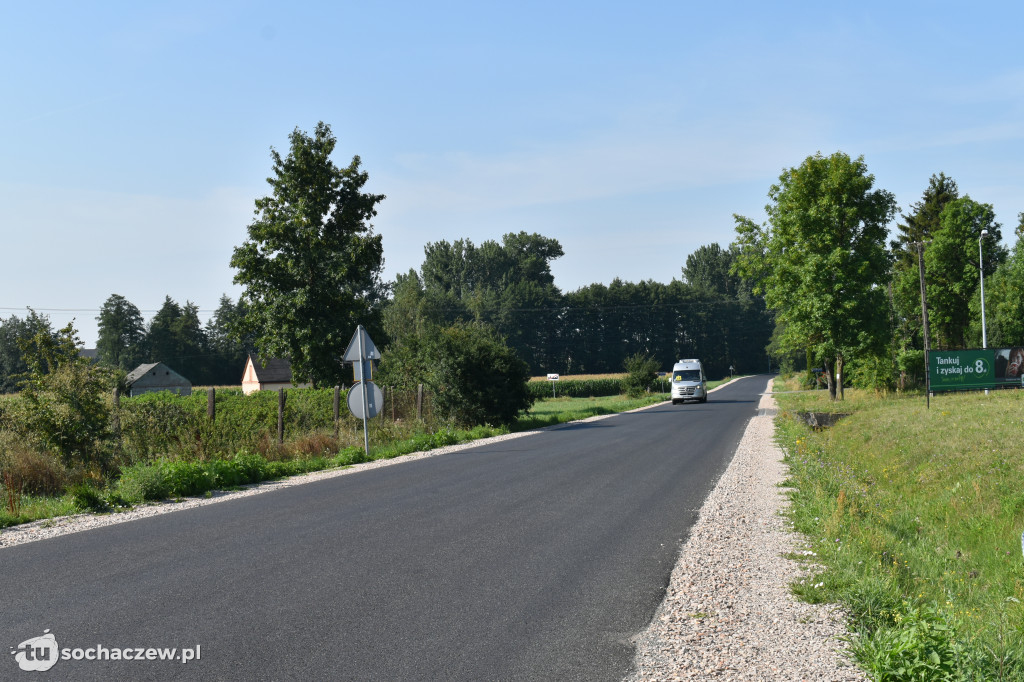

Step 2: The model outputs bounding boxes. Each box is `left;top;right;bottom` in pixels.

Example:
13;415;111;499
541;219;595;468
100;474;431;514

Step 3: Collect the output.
627;380;864;681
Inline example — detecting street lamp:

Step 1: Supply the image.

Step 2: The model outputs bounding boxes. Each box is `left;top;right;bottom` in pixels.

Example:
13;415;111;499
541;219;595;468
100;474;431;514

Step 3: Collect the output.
980;229;989;349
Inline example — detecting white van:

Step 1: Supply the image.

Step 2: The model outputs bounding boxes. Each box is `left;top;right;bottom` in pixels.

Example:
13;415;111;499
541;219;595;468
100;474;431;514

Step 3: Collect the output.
670;359;707;405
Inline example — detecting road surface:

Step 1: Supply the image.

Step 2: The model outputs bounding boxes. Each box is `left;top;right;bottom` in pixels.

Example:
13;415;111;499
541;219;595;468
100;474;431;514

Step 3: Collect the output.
2;376;765;680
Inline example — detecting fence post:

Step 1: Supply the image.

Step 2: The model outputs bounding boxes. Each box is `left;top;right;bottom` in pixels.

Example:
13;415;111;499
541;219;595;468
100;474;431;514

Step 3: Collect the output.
417;383;423;421
277;388;285;445
112;387;121;450
391;386;396;421
333;385;340;438
207;387;216;422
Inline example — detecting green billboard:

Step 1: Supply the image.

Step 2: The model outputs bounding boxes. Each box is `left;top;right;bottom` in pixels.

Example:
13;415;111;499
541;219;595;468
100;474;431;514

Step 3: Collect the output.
929;348;1024;392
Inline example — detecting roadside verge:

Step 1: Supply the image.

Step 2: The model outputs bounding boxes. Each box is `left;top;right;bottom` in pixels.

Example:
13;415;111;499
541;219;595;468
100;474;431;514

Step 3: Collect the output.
627;379;864;680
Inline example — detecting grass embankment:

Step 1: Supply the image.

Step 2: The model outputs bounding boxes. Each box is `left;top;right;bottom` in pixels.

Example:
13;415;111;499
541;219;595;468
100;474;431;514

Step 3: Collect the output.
2;381;732;529
774;380;1024;680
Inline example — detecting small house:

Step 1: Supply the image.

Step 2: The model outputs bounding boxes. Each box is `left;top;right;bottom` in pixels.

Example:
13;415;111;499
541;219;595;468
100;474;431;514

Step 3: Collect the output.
125;362;192;397
242;355;311;395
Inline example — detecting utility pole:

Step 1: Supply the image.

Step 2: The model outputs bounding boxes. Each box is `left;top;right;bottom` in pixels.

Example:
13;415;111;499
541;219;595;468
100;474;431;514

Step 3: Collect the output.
913;241;933;409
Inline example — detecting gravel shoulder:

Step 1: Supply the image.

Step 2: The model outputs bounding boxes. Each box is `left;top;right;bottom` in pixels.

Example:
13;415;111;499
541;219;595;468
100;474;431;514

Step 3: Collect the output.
627;379;864;681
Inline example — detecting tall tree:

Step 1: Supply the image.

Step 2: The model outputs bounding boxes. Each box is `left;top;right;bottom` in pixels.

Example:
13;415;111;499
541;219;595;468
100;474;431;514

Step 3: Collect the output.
732;152;897;399
982;212;1024;346
204;295;253;385
95;293;146;370
889;174;961;359
144;296;207;382
231;122;385;387
891;173;959;266
925;197;1006;348
682;243;742;297
414;232;564;372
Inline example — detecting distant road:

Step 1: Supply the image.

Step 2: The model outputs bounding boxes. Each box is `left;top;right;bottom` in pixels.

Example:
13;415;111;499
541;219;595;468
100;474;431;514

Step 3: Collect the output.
3;376;766;681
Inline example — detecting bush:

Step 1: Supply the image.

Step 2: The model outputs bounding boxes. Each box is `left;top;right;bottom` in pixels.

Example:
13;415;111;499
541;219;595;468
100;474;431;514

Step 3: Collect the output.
117;463;171;503
69;482;108;512
381;323;533;427
622;353;659;398
16;323;117;469
0;433;68;495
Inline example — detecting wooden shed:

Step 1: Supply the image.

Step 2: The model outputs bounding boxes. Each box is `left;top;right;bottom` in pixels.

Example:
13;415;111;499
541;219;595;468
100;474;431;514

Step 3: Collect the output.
125;362;192;397
242;355;311;395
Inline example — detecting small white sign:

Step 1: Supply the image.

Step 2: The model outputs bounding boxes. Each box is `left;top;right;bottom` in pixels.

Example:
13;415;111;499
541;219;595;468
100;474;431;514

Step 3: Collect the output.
547;373;559;381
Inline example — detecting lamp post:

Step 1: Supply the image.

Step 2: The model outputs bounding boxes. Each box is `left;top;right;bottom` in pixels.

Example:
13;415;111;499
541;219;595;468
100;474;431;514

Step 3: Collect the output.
979;229;989;396
979;229;989;349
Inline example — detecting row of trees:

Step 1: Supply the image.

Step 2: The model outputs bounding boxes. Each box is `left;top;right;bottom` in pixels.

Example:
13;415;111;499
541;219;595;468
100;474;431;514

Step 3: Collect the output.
0;295;251;392
733;152;1024;399
384;236;770;379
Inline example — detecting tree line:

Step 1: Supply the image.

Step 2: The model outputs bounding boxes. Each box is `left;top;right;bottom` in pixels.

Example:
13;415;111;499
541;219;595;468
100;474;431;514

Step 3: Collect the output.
733;152;1024;399
7;129;1020;407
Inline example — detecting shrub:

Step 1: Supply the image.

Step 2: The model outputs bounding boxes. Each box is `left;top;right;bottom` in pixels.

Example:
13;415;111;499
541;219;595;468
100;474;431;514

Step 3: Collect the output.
0;433;68;495
117;463;170;503
69;482;108;512
17;323;117;469
385;324;533;427
161;460;213;497
622;353;659;398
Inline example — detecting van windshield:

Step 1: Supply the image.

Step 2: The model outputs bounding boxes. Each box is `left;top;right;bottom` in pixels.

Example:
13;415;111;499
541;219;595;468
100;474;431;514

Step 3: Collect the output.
673;370;701;382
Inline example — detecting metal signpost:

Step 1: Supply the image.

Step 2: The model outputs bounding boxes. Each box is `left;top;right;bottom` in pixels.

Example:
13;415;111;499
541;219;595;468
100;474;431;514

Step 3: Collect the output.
547;373;559;398
344;325;381;457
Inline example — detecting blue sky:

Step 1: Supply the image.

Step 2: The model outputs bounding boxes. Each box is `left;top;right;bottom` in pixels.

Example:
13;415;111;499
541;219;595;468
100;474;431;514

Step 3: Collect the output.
3;1;1023;346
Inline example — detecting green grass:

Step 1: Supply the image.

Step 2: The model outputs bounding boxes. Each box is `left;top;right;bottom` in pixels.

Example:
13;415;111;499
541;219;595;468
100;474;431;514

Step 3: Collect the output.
0;491;87;528
774;379;1024;680
518;379;730;429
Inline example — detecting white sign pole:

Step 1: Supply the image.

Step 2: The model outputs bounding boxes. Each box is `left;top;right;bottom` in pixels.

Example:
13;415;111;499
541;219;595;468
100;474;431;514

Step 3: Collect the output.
358;325;370;457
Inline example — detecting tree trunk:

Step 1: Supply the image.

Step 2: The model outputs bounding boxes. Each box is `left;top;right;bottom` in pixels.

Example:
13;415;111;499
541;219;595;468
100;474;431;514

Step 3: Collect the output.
836;354;845;400
823;358;837;400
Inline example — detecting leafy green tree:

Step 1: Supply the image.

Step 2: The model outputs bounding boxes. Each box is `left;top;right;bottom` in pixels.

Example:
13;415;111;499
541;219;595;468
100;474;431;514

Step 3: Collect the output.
427;324;533;427
982;212;1024;346
231;122;386;387
382;270;441;346
890;173;960;267
409;232;563;373
144;297;208;382
888;174;961;383
17;322;116;468
683;243;743;297
925;197;1006;349
96;294;146;370
0;310;53;393
204;294;253;385
732;152;897;400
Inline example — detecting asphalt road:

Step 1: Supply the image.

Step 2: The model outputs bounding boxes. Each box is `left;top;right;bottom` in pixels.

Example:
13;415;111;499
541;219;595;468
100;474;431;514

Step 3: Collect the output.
3;376;766;681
